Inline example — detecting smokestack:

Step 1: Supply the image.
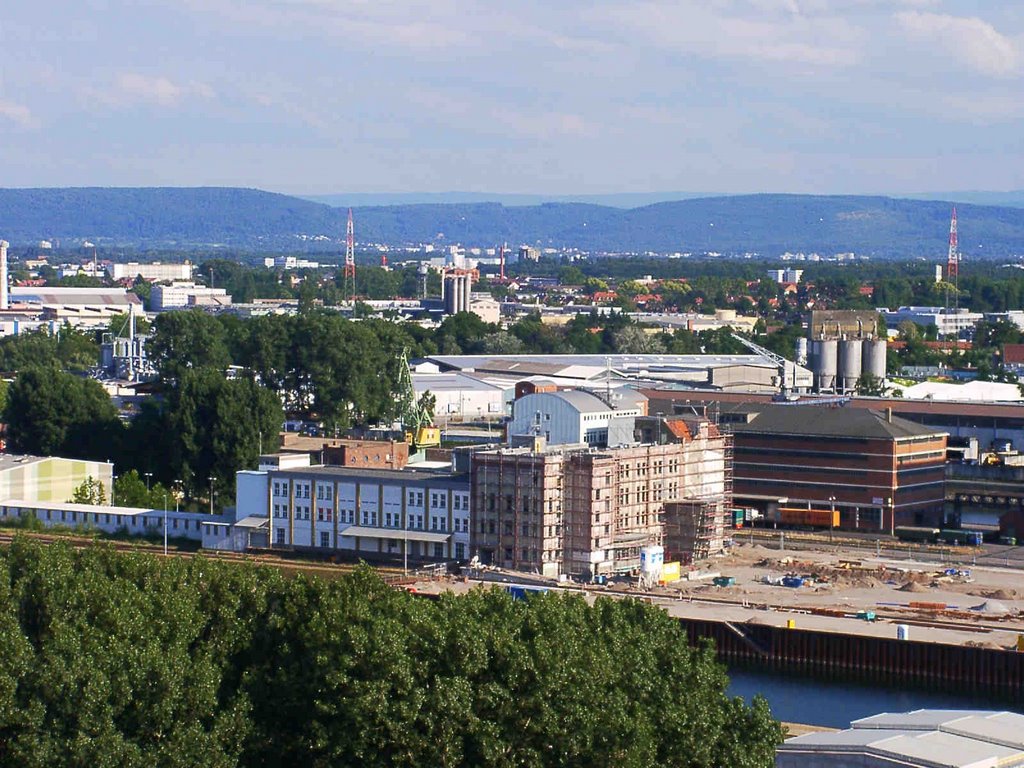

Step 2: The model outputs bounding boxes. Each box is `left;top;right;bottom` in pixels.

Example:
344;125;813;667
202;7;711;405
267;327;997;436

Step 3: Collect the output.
0;240;8;311
886;407;892;423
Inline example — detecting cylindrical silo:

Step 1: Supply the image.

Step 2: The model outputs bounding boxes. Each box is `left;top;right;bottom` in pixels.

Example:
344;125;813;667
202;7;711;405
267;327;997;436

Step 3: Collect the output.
862;339;887;381
812;339;838;392
838;338;863;392
795;337;808;366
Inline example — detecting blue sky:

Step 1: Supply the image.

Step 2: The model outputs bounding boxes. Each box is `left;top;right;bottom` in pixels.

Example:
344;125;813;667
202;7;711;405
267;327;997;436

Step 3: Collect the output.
0;1;1021;195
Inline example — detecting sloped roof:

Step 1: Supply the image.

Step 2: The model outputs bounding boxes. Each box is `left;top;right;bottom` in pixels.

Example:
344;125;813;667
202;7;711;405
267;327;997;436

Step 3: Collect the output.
722;403;946;440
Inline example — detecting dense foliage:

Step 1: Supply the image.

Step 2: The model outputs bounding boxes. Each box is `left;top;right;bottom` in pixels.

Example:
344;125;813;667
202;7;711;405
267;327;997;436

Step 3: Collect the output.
3;188;1024;255
0;539;782;767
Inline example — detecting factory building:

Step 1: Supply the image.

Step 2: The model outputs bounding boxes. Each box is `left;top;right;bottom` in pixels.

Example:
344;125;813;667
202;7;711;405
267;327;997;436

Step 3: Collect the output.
151;282;232;312
777;710;1024;768
442;270;473;315
425;353;813;394
235;454;471;563
720;403;948;531
0;454;114;504
806;310;887;393
881;306;984;338
507;386;647;447
0;500;224;548
107;262;193;283
470;414;730;577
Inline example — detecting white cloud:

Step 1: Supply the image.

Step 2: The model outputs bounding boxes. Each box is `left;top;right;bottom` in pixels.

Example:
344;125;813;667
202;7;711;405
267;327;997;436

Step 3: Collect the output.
895;11;1021;78
0;99;35;128
602;2;865;67
87;73;215;107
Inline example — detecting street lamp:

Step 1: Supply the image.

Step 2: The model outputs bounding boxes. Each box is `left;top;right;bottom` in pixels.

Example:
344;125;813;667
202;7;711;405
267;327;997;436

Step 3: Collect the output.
887;497;894;537
208;476;215;515
829;496;836;543
144;472;152;493
162;493;168;556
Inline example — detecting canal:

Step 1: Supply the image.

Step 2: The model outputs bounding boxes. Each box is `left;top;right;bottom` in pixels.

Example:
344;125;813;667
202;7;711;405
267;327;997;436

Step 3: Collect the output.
728;667;1024;729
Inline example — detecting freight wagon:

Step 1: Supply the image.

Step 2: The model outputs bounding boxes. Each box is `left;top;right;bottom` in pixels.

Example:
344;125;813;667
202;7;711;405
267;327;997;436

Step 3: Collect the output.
776;507;840;529
894;526;941;543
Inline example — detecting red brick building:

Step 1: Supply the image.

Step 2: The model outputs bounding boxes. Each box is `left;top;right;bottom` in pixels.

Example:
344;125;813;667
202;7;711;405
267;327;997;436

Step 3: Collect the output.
720;404;947;531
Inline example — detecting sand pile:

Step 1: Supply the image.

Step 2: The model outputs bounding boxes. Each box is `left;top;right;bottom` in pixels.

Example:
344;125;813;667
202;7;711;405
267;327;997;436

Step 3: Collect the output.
899;581;929;593
985;588;1020;601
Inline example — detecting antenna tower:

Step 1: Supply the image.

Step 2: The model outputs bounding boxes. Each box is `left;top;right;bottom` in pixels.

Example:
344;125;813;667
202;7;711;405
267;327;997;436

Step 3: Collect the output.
499;242;506;281
946;206;960;313
343;208;356;303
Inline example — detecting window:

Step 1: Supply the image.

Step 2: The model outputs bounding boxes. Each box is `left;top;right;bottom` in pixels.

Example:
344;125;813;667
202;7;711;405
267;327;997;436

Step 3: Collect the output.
172;519;178;529
317;486;323;500
276;528;286;544
455;542;466;560
320;531;330;548
433;543;444;559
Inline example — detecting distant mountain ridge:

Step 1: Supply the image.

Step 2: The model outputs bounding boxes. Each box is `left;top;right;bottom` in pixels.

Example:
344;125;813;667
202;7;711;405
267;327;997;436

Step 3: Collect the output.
2;187;1024;257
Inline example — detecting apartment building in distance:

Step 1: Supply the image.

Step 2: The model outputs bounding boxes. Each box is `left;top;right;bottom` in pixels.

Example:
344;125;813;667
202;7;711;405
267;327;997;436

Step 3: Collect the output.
236;454;470;563
470;415;729;577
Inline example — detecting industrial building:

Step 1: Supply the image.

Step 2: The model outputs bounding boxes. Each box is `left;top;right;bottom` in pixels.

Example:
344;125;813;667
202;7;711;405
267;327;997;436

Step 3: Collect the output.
469;415;730;577
0;283;143;332
425;353;813;393
805;310;887;393
777;710;1024;768
0;499;225;548
151;282;232;312
881;306;984;338
107;262;193;283
236;454;471;562
0;454;114;504
507;386;647;447
719;403;948;531
442;270;473;315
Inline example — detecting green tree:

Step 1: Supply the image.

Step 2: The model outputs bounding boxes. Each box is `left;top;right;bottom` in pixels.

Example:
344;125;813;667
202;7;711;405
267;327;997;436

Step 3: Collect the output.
148;310;232;381
69;476;107;504
4;368;122;459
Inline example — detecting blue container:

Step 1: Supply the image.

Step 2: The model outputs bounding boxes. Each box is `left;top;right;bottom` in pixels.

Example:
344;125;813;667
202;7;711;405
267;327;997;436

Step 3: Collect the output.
781;576;804;588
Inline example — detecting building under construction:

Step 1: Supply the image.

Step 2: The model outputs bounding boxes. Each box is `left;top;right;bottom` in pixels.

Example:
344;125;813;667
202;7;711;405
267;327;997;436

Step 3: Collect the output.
469;415;731;578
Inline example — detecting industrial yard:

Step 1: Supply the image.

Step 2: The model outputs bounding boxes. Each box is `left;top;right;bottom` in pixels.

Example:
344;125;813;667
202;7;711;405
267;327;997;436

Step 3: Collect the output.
412;539;1024;651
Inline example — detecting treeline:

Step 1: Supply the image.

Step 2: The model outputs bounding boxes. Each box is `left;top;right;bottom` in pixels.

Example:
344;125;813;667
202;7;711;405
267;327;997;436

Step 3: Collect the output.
0;538;782;767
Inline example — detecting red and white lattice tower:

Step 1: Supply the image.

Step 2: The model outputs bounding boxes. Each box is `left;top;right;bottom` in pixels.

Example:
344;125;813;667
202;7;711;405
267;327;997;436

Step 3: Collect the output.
946;206;959;282
343;208;356;302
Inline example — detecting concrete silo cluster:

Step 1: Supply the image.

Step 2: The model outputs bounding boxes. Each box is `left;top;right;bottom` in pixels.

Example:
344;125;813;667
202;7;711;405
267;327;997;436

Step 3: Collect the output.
806;310;887;394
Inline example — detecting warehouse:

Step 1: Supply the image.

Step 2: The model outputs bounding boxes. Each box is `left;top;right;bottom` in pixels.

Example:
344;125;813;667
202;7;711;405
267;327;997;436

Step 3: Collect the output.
0;454;113;504
777;710;1024;767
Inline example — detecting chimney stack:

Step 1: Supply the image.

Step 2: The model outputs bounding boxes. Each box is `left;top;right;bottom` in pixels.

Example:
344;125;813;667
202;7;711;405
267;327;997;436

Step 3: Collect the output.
0;240;9;311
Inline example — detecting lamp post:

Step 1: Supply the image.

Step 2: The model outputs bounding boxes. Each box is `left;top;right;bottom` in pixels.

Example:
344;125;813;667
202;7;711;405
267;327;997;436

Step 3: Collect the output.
162;493;168;556
208;476;215;515
888;497;894;537
829;496;836;543
111;474;116;505
144;472;152;492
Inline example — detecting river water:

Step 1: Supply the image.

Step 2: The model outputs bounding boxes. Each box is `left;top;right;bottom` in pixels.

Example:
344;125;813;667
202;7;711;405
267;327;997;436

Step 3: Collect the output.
728;668;1023;728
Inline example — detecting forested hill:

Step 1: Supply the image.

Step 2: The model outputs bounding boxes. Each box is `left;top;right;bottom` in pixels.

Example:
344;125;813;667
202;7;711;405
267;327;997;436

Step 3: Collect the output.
3;187;1024;257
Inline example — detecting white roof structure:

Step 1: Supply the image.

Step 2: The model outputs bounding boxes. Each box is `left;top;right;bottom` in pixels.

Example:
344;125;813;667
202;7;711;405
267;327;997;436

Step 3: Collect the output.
426;353;813;389
895;380;1024;403
777;710;1024;768
10;287;142;307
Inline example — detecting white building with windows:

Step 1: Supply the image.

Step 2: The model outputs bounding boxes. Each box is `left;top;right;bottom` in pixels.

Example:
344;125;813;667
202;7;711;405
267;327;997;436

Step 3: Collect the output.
234;454;471;562
108;262;193;282
881;306;983;337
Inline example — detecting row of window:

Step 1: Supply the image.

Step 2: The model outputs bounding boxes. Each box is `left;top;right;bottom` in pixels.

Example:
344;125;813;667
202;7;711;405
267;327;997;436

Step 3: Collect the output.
1;508;203;532
270;480;468;512
272;531;467;561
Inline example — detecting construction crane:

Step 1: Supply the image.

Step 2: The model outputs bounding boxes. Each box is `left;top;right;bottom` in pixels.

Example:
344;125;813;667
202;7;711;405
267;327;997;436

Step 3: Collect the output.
395;348;441;451
729;332;795;395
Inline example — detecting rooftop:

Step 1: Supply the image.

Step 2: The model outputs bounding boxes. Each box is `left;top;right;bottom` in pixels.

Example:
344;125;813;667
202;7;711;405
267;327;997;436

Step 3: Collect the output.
721;403;947;440
264;464;469;486
779;710;1024;767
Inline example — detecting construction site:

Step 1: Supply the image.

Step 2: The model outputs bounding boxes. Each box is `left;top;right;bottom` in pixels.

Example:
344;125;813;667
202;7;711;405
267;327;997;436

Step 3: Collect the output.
468;414;733;579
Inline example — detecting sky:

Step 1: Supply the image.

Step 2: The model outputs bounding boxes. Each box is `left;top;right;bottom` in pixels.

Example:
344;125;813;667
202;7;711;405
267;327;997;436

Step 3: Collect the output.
0;0;1022;196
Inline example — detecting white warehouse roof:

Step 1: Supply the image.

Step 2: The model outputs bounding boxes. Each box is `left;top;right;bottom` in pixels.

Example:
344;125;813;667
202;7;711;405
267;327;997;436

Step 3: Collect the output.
777;710;1024;768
